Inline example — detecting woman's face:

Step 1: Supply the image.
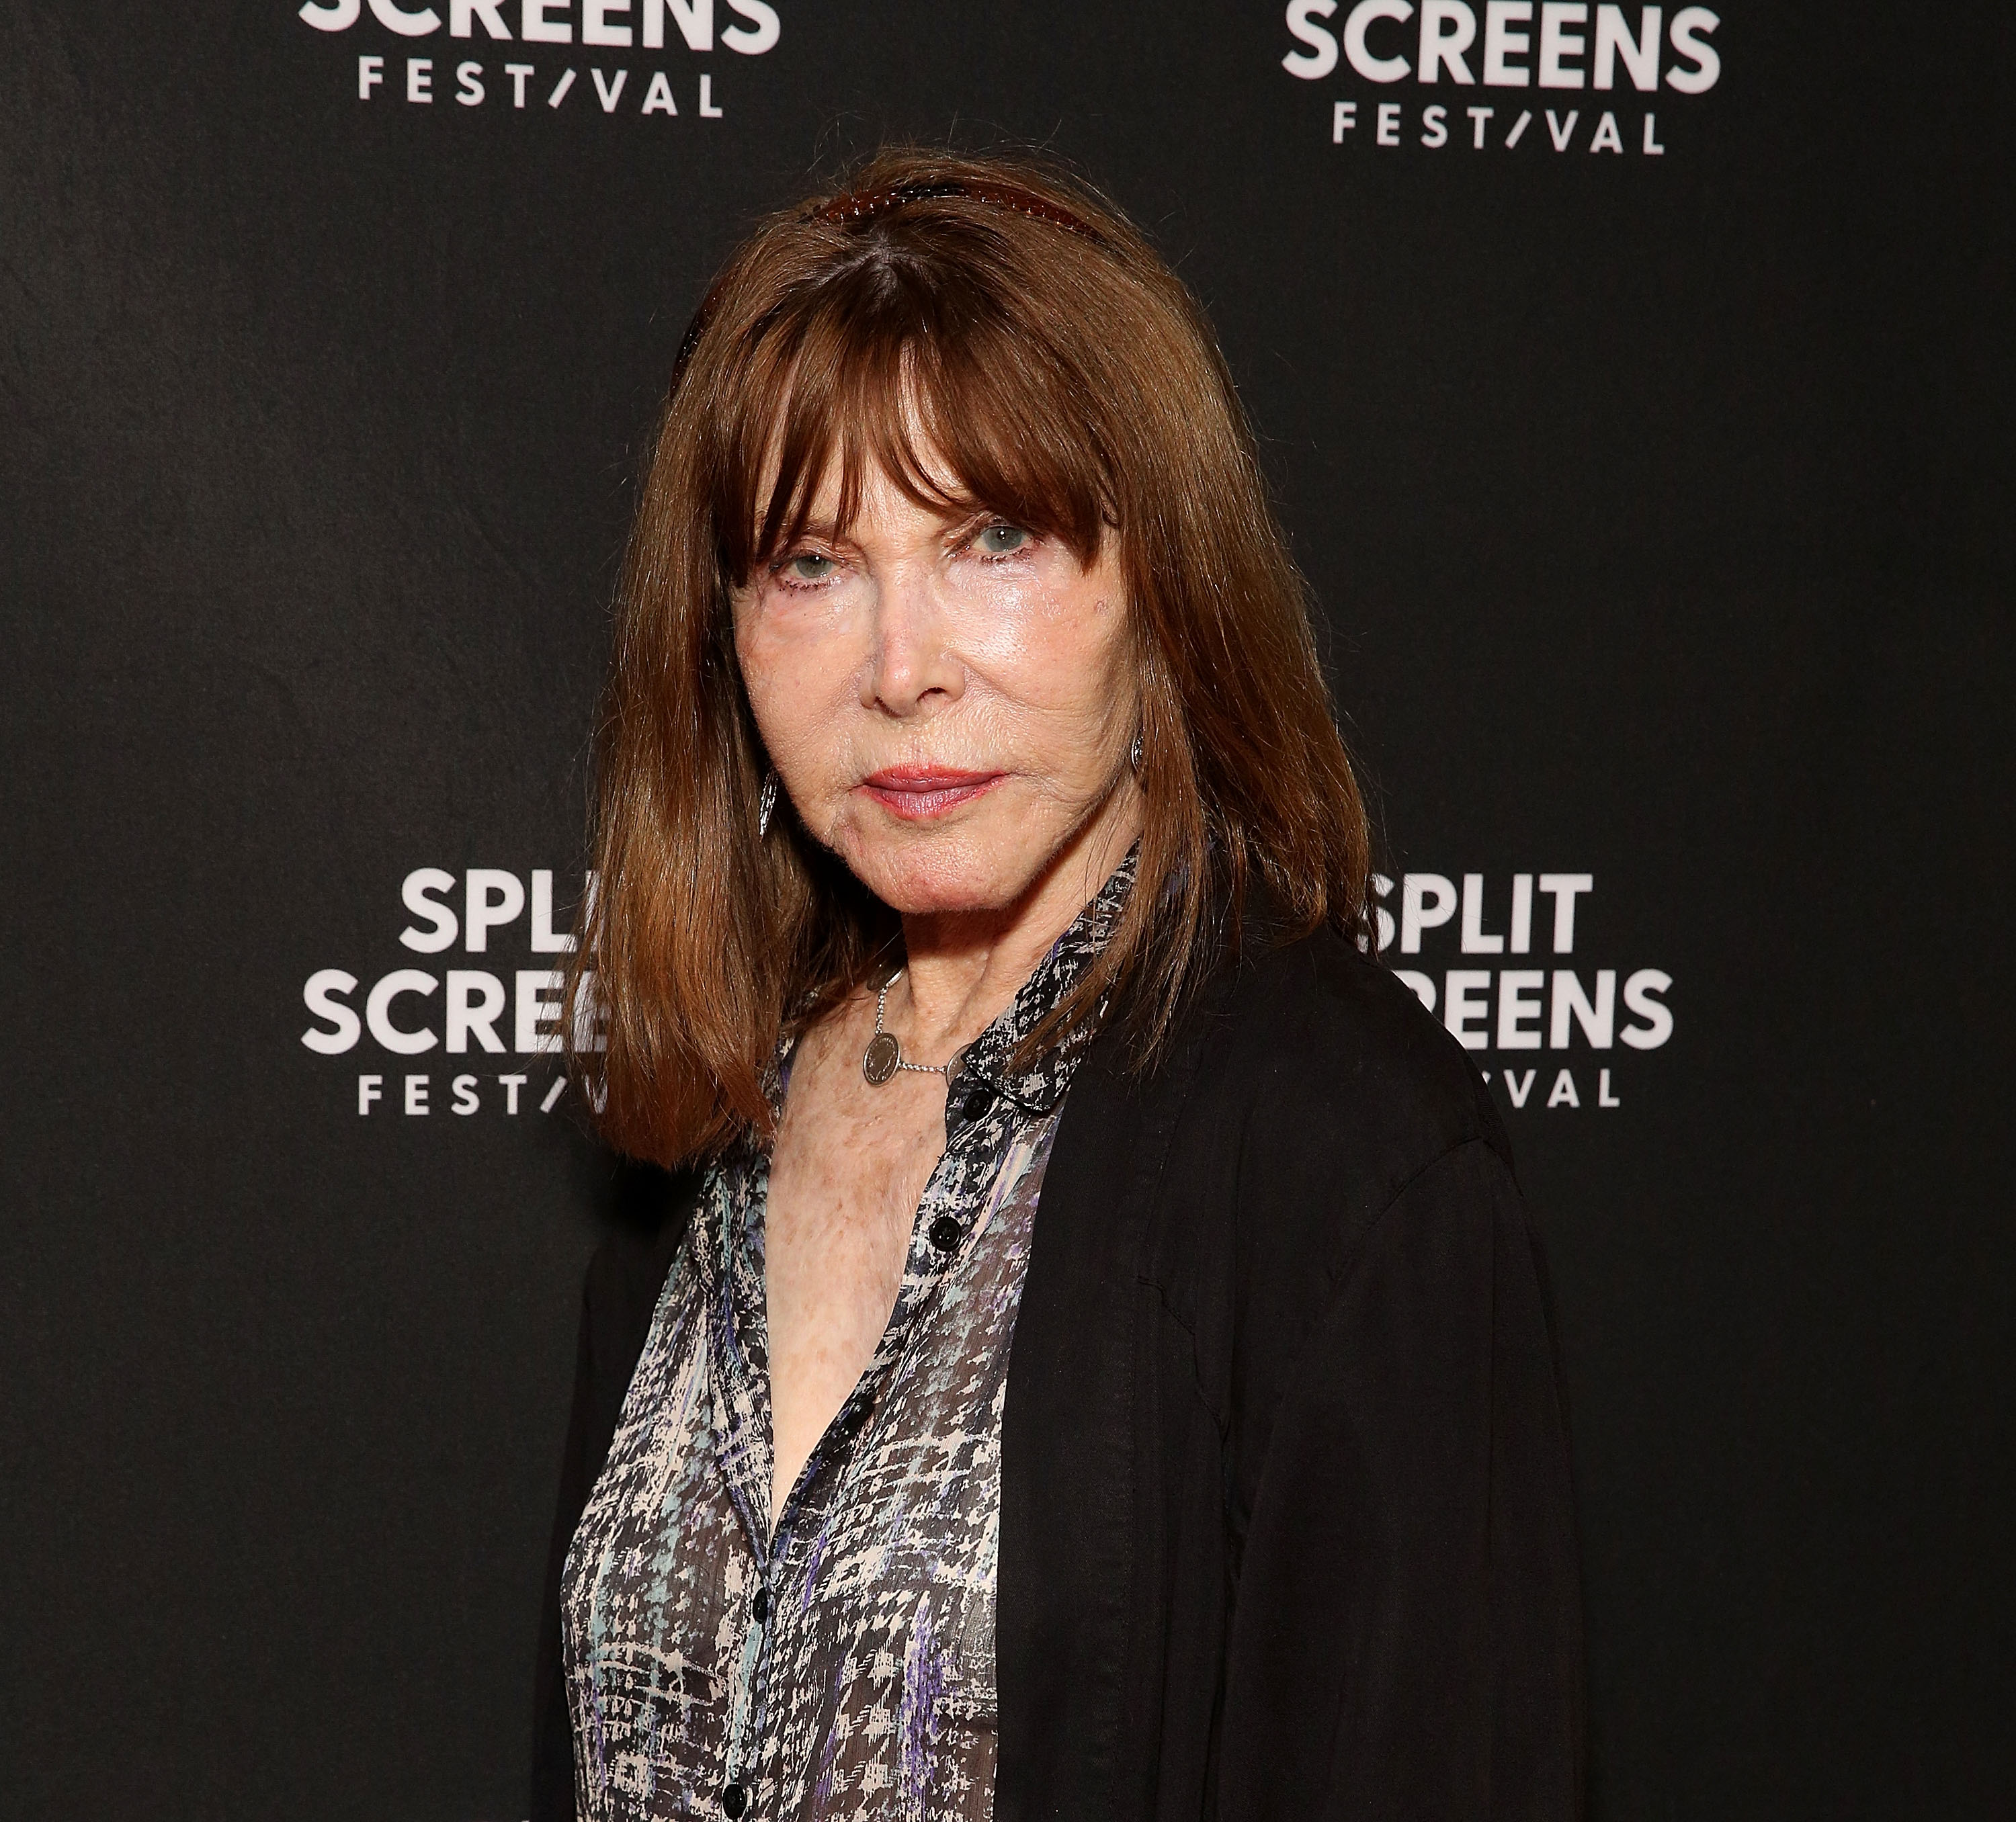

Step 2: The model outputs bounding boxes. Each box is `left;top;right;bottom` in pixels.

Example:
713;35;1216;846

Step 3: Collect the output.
732;452;1141;919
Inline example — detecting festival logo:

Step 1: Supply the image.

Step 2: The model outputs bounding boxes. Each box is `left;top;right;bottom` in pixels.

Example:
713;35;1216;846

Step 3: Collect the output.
294;0;782;122
300;866;595;1118
1371;870;1673;1111
1281;3;1723;156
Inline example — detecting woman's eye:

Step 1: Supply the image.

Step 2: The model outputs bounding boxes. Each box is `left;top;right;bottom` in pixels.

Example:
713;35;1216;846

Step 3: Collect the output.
783;552;837;583
974;523;1031;557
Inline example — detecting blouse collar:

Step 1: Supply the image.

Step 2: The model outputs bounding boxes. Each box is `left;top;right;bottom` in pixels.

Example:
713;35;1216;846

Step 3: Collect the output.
946;844;1138;1119
762;843;1138;1128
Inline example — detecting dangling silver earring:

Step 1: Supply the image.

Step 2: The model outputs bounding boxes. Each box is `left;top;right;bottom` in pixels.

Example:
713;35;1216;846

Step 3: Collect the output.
1129;730;1144;773
757;770;779;838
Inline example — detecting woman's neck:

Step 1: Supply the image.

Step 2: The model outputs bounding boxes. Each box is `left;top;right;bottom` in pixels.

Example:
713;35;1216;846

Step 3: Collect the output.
889;787;1141;1064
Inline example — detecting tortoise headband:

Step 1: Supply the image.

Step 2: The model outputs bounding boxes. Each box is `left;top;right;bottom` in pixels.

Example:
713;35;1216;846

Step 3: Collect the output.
667;177;1111;392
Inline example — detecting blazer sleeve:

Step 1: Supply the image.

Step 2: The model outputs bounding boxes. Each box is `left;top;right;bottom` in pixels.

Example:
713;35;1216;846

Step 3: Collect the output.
1215;1137;1586;1821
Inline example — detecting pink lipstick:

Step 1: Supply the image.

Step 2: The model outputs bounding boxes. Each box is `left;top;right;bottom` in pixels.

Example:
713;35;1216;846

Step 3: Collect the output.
859;766;1005;820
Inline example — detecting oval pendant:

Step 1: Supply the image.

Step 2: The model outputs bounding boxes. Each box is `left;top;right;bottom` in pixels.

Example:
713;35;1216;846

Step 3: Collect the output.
862;1031;901;1086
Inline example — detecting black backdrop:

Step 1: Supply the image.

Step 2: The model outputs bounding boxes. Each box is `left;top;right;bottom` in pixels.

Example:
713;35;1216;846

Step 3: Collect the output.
4;2;2011;1816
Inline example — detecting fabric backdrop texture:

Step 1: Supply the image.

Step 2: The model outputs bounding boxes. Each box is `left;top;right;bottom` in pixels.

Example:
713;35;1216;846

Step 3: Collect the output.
1;1;2009;1817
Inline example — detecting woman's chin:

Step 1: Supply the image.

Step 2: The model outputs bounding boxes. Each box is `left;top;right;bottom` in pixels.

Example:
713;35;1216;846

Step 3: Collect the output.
867;867;1015;920
843;832;1026;920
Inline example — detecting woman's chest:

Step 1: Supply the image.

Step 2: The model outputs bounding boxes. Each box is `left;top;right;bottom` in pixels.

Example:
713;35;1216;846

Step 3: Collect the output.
765;1052;949;1268
560;1147;1051;1822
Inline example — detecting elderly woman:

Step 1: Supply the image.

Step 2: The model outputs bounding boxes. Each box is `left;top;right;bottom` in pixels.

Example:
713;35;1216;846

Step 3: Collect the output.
532;149;1583;1822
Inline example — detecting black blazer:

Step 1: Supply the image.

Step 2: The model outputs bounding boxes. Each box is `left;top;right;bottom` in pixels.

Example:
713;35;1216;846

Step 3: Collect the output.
532;926;1585;1821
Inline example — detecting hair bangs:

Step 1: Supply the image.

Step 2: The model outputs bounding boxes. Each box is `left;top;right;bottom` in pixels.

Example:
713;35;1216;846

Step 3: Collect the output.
713;257;1113;585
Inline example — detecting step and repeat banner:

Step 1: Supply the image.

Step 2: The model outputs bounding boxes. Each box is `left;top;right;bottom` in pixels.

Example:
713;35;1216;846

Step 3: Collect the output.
3;2;2008;1817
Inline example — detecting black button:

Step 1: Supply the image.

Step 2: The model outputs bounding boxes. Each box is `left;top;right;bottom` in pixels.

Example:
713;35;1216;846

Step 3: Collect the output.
722;1784;747;1818
960;1084;995;1120
751;1586;770;1622
928;1215;963;1252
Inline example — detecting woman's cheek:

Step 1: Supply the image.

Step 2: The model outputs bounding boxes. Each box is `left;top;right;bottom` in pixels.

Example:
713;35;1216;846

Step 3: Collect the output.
744;588;839;690
750;653;864;817
984;596;1129;724
736;630;801;767
751;656;826;760
954;572;1085;682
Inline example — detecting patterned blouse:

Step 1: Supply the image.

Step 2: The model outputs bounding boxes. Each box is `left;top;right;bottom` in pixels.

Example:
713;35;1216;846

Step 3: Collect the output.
560;855;1134;1822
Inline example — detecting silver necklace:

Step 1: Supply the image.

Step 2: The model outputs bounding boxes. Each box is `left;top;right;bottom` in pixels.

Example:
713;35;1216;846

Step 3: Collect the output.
862;970;952;1086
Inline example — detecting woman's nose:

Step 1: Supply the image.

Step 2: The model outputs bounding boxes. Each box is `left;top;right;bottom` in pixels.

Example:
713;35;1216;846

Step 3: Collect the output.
862;568;964;716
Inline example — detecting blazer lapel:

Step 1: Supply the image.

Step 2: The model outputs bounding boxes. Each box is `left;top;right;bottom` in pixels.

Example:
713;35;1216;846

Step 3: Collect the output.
996;974;1227;1822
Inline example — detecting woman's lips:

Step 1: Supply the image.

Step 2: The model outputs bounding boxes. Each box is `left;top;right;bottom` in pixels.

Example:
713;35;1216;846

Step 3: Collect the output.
858;767;1006;820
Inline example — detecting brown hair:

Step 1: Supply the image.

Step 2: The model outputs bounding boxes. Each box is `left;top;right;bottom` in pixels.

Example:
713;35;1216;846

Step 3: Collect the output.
569;146;1370;1166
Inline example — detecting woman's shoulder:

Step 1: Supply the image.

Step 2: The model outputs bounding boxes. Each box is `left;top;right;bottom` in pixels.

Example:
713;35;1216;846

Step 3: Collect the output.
1201;919;1514;1192
1118;922;1531;1430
